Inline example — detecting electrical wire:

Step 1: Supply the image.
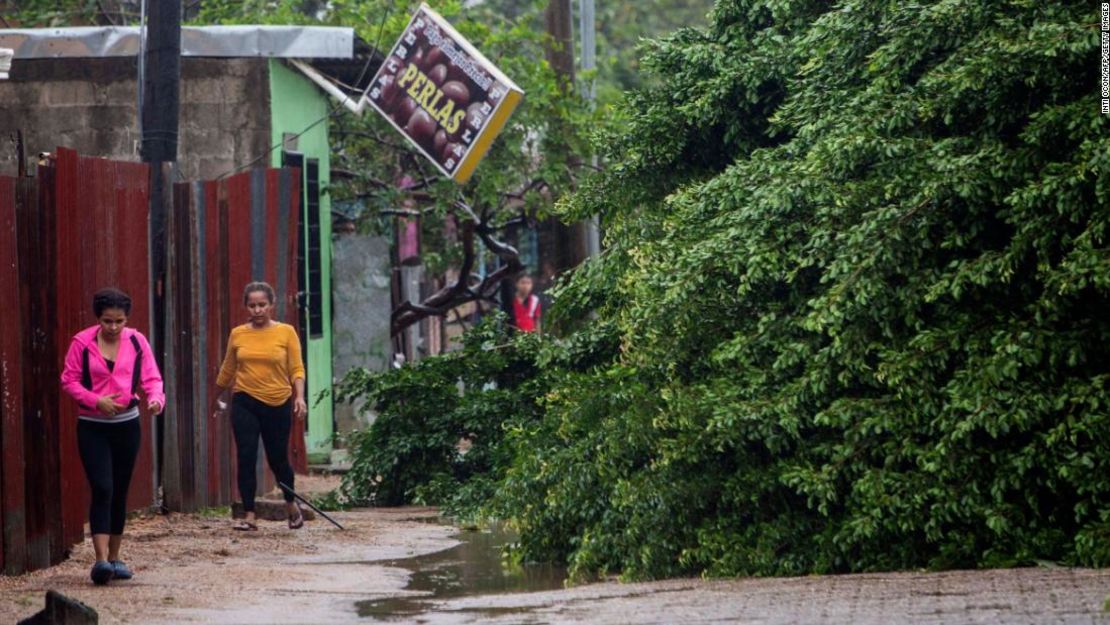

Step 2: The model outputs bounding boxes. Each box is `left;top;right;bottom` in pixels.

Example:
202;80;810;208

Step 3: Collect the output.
214;0;396;180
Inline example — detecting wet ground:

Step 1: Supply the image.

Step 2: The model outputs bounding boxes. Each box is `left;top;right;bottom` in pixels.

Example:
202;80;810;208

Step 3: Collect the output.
357;525;567;622
0;475;462;625
350;525;1110;625
1;477;1107;624
399;564;1110;625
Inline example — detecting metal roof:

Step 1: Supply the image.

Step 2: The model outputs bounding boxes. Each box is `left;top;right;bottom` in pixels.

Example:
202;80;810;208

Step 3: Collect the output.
0;25;354;59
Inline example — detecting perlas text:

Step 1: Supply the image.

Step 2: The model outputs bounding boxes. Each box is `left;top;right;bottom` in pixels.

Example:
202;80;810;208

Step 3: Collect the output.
396;62;468;134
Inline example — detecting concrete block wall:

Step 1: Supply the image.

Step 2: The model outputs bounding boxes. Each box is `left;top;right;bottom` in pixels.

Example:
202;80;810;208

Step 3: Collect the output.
331;232;393;435
0;57;271;181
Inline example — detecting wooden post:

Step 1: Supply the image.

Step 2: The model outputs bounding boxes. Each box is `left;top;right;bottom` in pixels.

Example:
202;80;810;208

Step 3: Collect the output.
544;0;576;89
544;0;590;265
141;0;181;512
140;0;181;164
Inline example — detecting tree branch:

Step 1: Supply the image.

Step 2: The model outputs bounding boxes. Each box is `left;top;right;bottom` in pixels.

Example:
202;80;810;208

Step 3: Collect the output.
96;0;118;25
333;130;408;152
379;208;423;217
390;201;524;336
392;219;478;335
501;178;549;201
450;307;470;333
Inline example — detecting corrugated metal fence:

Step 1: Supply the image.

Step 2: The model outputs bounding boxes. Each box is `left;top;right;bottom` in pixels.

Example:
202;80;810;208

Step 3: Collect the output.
0;149;304;575
163;169;306;513
0;150;152;574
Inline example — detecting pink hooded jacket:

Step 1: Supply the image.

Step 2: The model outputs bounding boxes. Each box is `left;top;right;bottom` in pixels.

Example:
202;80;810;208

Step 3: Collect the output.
61;326;165;417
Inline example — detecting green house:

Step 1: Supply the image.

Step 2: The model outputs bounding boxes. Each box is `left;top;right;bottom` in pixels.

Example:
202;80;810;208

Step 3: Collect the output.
269;60;336;462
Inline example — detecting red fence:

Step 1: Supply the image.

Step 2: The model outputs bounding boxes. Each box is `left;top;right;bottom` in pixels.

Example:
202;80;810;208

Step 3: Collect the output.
0;149;151;573
0;149;304;575
0;174;35;574
55;149;158;552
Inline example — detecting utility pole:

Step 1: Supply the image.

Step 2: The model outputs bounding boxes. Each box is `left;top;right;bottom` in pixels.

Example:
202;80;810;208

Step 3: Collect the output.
579;0;600;259
545;0;575;87
140;0;180;513
543;0;591;268
578;0;596;102
141;0;180;164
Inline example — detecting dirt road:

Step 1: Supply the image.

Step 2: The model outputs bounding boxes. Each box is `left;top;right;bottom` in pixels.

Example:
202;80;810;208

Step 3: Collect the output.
2;476;1107;624
0;490;456;623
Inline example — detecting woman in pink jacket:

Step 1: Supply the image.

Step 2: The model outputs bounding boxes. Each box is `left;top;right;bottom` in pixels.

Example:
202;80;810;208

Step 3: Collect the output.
60;287;164;585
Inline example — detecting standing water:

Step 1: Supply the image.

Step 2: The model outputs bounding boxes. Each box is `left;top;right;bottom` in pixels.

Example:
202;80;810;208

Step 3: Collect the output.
357;524;567;621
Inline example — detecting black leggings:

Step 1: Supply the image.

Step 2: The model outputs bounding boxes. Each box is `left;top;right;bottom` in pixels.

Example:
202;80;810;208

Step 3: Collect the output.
231;393;295;512
77;418;142;536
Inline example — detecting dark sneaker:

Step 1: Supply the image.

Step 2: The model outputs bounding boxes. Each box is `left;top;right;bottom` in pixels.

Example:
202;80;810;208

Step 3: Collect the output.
90;560;114;585
110;560;133;580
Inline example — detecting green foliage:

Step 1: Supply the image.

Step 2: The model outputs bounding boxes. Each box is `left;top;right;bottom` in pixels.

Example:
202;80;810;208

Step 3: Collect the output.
498;0;1109;579
182;0;1105;581
196;505;232;519
589;0;716;105
333;315;545;516
0;0;142;26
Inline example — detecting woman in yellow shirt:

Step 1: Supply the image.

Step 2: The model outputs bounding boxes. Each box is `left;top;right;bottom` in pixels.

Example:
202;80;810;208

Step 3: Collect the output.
212;281;307;531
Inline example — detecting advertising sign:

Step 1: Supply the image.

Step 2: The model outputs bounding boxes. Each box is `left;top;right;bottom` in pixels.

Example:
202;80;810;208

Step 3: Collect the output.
365;4;525;184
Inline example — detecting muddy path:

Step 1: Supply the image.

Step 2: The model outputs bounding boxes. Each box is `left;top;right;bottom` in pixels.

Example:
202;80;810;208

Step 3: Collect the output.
1;476;458;624
2;475;1107;624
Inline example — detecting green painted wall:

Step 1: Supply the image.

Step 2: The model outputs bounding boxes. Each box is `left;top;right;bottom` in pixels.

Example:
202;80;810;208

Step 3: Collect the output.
269;60;334;461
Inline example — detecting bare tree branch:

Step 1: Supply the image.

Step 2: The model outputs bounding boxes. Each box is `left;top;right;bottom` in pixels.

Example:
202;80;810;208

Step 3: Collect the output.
492;215;527;231
450;307;470;333
183;0;203;18
379;208;423;217
96;0;118;25
331;168;391;190
501;178;549;201
390;201;524;336
392;218;478;334
333;130;408;152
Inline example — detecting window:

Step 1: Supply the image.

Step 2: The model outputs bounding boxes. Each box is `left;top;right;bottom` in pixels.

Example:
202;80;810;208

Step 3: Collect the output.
305;158;323;338
283;150;313;432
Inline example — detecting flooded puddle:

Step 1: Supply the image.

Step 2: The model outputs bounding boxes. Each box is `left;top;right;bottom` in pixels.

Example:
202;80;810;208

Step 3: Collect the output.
357;524;567;621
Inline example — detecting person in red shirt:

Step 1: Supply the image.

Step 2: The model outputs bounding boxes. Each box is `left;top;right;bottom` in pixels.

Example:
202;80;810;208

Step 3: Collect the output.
512;274;541;333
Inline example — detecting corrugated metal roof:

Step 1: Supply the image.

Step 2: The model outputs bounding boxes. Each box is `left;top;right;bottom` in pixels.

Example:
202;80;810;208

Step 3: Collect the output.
0;25;354;59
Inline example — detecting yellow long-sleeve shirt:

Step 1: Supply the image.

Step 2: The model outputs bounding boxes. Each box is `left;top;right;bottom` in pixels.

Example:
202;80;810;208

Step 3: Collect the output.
216;322;305;406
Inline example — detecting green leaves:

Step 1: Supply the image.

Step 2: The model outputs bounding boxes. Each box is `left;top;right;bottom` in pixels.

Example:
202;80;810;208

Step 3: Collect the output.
334;314;545;514
334;0;1108;579
499;0;1110;578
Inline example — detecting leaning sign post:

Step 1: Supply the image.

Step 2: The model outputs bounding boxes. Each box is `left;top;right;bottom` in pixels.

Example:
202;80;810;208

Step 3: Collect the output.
365;3;524;184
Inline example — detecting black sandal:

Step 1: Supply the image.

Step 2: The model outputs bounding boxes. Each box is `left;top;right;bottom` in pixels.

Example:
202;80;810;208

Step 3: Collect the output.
288;506;304;530
233;520;258;532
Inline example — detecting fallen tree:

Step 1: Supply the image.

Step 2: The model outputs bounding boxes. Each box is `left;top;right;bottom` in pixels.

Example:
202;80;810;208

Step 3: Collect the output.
389;200;524;337
500;0;1110;579
338;0;1110;580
